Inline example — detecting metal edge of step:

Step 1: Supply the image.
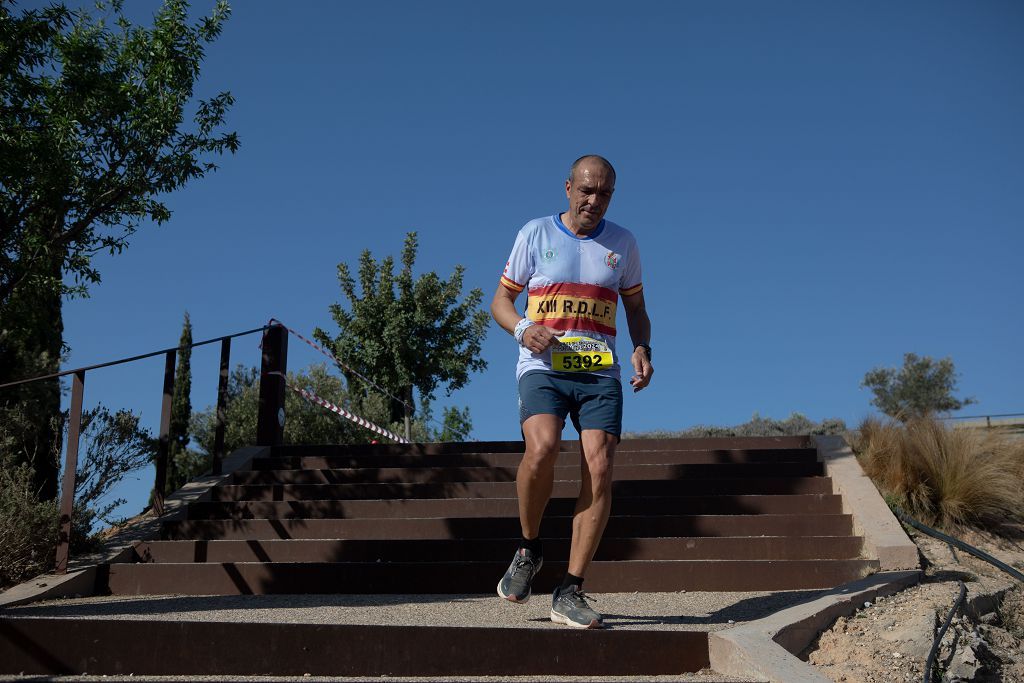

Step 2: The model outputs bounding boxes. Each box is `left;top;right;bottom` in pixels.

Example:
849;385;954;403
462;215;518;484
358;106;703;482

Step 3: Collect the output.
132;535;866;564
253;449;821;471
98;559;881;595
0;618;713;677
269;436;812;457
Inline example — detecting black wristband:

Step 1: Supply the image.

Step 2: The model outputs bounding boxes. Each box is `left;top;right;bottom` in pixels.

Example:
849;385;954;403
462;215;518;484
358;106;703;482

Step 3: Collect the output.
636;343;652;360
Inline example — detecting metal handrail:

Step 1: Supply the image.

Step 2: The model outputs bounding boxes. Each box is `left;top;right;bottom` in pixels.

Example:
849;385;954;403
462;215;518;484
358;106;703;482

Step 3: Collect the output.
0;323;274;575
0;325;270;390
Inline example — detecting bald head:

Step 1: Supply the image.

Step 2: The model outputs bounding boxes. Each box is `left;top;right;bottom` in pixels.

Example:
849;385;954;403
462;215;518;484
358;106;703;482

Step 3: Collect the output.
568;155;616;185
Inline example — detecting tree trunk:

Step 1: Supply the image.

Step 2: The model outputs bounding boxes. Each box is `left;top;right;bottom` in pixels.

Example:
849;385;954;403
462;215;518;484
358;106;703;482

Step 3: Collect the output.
388;385;414;426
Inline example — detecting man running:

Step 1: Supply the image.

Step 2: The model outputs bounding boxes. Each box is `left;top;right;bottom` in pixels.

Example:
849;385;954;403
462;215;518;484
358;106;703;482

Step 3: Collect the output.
491;155;653;629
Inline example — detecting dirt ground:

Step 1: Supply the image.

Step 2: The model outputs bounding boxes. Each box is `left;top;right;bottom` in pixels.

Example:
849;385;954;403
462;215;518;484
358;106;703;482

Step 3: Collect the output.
806;527;1024;682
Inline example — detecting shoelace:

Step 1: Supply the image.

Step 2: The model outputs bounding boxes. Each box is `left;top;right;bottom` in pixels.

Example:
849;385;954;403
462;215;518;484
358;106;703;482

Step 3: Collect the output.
562;588;597;607
511;556;538;576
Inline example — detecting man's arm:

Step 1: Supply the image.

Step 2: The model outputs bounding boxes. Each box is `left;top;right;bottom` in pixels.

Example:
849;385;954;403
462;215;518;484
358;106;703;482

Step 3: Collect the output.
491;285;563;354
621;290;653;391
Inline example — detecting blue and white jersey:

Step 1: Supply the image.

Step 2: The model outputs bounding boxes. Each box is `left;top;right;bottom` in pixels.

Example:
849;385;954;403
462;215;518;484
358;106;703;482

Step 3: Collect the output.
500;214;643;381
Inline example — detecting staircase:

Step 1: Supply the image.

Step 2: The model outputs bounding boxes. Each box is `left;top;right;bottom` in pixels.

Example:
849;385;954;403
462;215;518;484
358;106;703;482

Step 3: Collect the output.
1;436;878;678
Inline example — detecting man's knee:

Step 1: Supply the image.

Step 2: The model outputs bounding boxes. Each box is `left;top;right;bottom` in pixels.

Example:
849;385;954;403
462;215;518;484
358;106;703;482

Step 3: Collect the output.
522;415;562;467
581;431;617;492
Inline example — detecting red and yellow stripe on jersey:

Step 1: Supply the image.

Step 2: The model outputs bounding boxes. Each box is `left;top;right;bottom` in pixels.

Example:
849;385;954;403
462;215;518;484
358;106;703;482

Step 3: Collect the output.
500;275;525;294
525;283;619;337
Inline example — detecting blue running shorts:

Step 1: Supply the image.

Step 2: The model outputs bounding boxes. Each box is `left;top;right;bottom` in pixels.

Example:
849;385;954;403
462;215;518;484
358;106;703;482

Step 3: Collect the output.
518;370;623;438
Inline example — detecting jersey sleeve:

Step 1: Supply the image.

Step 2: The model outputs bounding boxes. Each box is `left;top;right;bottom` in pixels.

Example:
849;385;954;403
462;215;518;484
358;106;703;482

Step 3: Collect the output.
499;227;532;294
619;237;643;297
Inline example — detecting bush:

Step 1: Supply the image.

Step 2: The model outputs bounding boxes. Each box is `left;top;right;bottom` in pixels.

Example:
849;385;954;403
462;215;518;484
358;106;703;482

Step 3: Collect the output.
853;416;1024;530
0;463;58;587
861;353;975;421
624;412;847;439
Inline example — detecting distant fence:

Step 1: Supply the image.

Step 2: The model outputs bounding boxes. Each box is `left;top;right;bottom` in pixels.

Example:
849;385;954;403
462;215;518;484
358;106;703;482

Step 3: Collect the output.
936;413;1024;429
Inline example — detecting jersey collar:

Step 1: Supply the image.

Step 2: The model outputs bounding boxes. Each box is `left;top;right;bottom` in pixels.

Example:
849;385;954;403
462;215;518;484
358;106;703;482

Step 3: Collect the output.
554;213;605;240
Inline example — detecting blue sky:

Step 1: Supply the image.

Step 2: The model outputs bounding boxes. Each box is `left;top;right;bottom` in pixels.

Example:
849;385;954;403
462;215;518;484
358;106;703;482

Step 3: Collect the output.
29;1;1023;517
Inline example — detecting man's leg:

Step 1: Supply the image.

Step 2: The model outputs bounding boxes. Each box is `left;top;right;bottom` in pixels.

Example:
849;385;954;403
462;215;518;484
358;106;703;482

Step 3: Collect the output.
567;429;618;577
498;382;565;604
517;414;563;539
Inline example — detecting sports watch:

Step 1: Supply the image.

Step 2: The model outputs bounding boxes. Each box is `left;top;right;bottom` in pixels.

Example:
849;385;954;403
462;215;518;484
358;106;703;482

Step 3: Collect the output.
636;343;652;360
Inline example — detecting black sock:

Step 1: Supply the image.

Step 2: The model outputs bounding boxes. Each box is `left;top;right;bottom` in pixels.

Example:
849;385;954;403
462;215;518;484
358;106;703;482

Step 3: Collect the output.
520;536;542;557
560;573;584;591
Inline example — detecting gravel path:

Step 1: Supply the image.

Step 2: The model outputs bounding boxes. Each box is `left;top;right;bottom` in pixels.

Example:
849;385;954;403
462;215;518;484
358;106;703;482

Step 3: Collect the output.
4;588;825;633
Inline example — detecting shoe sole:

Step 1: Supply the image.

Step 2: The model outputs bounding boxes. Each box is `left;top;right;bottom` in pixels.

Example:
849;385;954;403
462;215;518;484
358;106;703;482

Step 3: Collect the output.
496;557;542;604
550;610;604;629
497;581;530;603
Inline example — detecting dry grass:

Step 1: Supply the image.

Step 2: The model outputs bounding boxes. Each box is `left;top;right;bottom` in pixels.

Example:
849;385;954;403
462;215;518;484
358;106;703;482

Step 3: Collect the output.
852;416;1024;531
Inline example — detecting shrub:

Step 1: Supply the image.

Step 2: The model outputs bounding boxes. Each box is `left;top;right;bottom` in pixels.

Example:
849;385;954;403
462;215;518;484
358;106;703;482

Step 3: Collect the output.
0;462;58;587
853;416;1024;530
624;412;847;439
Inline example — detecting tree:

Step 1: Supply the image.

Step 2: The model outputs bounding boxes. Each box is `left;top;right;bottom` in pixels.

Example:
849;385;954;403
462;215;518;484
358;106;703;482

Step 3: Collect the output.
167;311;192;492
861;353;976;421
0;0;237;499
0;0;238;308
313;232;490;426
67;404;156;546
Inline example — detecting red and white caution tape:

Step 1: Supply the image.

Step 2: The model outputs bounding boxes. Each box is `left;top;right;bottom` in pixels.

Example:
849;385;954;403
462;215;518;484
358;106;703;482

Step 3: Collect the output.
266;318;410;409
285;381;409;444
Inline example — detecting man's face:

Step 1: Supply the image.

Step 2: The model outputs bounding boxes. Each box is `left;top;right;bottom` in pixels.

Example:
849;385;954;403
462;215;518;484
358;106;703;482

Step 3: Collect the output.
565;161;615;232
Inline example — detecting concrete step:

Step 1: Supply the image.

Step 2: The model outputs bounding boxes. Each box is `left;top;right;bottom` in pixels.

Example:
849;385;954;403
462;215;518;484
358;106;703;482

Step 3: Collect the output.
186;493;844;520
99;558;879;595
205;476;834;502
235;461;824;485
162;513;855;541
135;536;865;563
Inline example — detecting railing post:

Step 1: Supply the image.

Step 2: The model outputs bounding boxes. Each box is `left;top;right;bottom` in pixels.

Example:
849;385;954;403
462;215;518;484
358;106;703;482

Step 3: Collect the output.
153;350;176;516
404;403;411;442
257;323;288;447
55;370;85;574
212;337;231;475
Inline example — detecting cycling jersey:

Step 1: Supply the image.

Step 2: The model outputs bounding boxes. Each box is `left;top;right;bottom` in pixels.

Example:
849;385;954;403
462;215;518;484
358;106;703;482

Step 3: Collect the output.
500;214;643;381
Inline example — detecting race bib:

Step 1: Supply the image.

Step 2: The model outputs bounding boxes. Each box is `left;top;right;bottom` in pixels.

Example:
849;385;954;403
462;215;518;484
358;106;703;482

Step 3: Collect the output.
551;336;614;372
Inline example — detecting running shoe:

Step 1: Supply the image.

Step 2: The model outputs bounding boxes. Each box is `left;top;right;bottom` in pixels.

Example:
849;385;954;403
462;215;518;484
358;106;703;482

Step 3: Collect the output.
496;547;543;603
550;584;603;628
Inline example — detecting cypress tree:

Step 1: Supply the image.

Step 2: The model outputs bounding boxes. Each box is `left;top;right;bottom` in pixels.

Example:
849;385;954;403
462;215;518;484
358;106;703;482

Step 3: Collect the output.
167;312;192;491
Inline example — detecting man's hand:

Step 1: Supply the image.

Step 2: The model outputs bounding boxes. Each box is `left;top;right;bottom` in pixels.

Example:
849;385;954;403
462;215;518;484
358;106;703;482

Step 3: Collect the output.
521;324;564;354
629;346;653;392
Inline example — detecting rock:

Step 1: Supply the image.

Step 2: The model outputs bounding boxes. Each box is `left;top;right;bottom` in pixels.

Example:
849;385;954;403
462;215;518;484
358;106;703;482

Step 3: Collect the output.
944;643;980;681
